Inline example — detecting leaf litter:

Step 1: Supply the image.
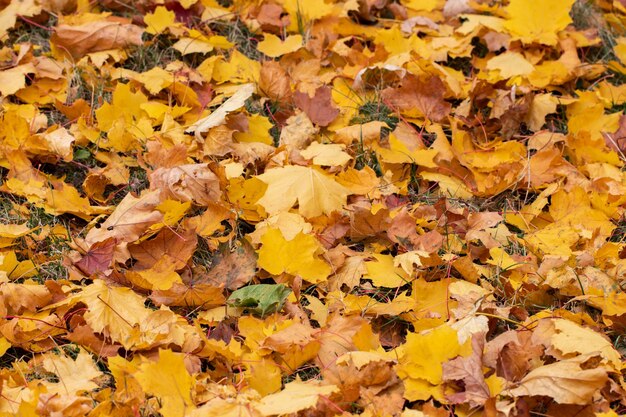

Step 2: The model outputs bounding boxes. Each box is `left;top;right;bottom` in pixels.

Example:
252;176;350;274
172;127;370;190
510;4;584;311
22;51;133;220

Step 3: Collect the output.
1;0;626;416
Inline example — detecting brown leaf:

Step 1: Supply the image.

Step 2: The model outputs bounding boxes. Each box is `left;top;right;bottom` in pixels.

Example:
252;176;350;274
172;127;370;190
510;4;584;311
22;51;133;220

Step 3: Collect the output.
128;228;197;271
443;333;490;407
506;358;609;405
51;17;143;59
279;111;318;150
315;314;377;370
293;86;339;127
381;75;451;122
606;113;626;154
349;202;391;241
386;208;420;250
203;241;256;290
256;3;290;30
259;60;292;104
150;282;225;308
150;163;222;206
262;322;318;353
323;352;403;415
414;230;444;253
84;190;163;247
485;330;544;382
66;319;122;358
75;237;116;276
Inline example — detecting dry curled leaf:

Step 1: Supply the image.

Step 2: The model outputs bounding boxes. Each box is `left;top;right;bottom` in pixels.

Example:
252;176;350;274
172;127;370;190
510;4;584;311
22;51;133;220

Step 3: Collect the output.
51;17;143;58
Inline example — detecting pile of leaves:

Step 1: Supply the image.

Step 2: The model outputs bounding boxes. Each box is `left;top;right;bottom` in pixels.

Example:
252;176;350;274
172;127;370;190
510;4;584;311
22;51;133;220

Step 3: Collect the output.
2;0;626;415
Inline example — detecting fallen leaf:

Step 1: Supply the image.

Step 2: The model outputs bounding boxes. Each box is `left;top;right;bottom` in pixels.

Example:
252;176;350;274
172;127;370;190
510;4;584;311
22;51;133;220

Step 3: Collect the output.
257;228;331;283
294;86;340;127
381;75;451;122
150;164;222;206
135;349;194;417
506;359;609;405
186;83;255;139
257;33;302;57
255;379;338;416
75;237;116;275
256;166;350;218
52;17;143;58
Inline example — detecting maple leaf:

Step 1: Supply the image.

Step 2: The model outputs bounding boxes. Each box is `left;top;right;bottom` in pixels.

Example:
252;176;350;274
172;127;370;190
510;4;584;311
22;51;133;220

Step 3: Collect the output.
257;33;303;57
71;280;152;348
396;325;471;402
256;165;350;218
255;379;339;416
0;0;41;41
51;16;144;58
128;228;197;271
443;334;490;407
293;86;340;127
381;75;451;122
150;164;222;205
135;349;194;417
41;349;102;395
85;190;163;247
257;228;331;283
504;0;575;45
505;358;609;405
75;237;117;275
202;241;257;290
228;284;291;317
186;83;255;139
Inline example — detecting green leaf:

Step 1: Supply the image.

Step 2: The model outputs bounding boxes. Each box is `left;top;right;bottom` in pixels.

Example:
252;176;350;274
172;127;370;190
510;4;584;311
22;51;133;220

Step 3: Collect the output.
227;284;291;317
74;148;92;161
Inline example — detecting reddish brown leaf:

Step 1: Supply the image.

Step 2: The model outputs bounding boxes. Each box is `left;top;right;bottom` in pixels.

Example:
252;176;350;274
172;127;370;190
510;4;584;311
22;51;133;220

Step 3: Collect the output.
128;228;197;271
150;282;225;307
443;333;490;407
256;3;290;30
259;60;292;104
293;86;339;127
75;237;117;276
381;75;451;122
202;241;257;290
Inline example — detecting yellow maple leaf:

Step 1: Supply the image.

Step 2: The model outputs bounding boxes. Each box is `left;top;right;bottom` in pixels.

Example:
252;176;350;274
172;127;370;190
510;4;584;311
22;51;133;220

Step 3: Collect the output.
484;51;535;82
243;353;282;396
257;34;303;58
144;6;177;35
254;379;338;416
396;325;471;402
257;228;331;283
76;279;152;348
233;114;274;145
256;165;350;218
128;255;183;291
212;50;260;83
364;253;411;288
504;0;575;45
0;251;36;279
135;349;194;417
0;0;41;41
0;223;32;240
300;142;352;166
420;172;473;199
279;0;335;30
375;133;438;166
486;247;521;271
41;350;102;395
